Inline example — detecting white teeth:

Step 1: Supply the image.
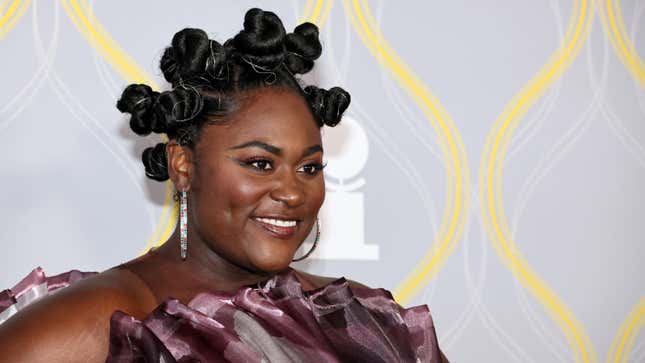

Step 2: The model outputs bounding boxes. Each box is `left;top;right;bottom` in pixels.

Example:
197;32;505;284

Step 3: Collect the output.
254;217;297;227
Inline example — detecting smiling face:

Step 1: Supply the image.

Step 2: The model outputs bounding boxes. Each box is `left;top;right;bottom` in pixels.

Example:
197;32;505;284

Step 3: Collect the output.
183;87;325;274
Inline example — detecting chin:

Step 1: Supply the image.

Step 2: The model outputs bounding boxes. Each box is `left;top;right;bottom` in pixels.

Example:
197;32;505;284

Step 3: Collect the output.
245;230;302;273
249;247;295;274
253;258;292;274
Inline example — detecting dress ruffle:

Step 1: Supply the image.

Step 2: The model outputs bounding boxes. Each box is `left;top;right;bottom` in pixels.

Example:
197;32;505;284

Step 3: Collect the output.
107;269;442;362
1;267;443;362
0;267;97;325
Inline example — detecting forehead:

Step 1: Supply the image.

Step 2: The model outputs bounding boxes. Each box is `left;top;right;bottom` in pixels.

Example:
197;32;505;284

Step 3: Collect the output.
198;88;322;152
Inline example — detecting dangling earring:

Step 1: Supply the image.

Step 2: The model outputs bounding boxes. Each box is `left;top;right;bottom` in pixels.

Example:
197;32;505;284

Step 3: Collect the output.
292;218;320;262
179;190;188;260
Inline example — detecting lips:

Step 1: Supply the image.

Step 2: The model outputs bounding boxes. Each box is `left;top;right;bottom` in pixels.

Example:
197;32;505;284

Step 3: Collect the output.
251;217;299;239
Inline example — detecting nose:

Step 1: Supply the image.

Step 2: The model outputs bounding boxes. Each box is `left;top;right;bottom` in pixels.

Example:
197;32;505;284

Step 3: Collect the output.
269;170;305;208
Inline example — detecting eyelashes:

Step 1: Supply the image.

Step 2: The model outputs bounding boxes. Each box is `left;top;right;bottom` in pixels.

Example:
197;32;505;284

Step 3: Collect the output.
247;158;272;171
242;157;326;175
298;161;327;175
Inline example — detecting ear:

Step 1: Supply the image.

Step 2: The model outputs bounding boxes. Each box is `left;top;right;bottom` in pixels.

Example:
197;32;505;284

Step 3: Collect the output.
166;140;194;192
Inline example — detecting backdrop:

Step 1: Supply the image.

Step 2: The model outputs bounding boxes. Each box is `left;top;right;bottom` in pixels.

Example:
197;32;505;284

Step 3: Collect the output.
1;1;644;362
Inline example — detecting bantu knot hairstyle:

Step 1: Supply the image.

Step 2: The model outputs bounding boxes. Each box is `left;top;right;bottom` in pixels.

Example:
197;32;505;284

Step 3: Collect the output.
116;8;351;182
304;86;351;127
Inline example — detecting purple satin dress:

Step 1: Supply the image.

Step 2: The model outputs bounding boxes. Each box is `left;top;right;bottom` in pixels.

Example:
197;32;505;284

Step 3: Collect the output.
1;267;444;362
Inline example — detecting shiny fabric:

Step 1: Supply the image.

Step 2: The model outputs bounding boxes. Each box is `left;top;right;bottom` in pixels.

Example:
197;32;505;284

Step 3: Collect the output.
1;267;443;362
0;267;97;324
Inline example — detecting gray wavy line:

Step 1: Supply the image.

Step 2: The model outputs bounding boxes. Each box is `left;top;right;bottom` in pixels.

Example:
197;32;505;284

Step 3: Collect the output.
505;0;565;164
599;0;645;170
85;0;158;230
88;1;120;101
631;0;645;119
441;187;488;350
324;0;441;252
506;82;563;161
506;75;563;162
507;1;576;361
452;2;564;360
506;3;607;363
614;0;645;360
372;0;442;305
374;1;445;172
445;182;533;361
510;0;570;357
369;3;535;360
471;198;536;363
289;0;300;22
326;0;445;310
367;4;535;361
0;2;57;134
32;1;155;232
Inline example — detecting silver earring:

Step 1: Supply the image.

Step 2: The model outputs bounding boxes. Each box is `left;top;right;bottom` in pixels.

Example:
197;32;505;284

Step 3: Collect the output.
180;190;188;260
293;218;320;262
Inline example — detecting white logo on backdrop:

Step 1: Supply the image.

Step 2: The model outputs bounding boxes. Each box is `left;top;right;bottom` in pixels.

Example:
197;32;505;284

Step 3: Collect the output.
303;116;379;260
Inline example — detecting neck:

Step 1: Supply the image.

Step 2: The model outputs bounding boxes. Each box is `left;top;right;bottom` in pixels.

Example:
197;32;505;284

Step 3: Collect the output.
153;227;275;291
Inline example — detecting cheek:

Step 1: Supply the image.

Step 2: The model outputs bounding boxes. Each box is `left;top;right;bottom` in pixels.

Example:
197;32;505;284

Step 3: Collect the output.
225;178;268;213
192;163;269;233
203;171;268;217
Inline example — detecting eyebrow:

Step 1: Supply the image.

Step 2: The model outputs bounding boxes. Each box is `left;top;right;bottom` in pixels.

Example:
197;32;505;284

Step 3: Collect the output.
229;140;323;158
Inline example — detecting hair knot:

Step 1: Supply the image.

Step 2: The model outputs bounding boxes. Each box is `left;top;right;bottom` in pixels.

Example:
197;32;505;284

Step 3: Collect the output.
160;28;227;86
285;22;322;74
155;87;204;131
204;39;230;82
233;8;287;70
305;85;351;127
116;84;163;135
142;142;169;181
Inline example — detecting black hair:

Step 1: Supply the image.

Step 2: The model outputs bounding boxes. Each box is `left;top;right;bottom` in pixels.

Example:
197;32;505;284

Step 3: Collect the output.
116;8;351;182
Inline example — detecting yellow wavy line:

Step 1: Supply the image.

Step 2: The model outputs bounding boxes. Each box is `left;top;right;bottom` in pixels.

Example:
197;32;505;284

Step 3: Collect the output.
609;297;645;363
599;4;645;356
350;0;458;271
0;0;21;30
60;0;176;253
479;0;596;362
308;0;324;24
0;0;31;39
317;0;333;28
343;0;470;305
358;0;468;252
299;0;333;28
352;0;468;304
600;0;645;89
61;0;155;86
298;0;315;24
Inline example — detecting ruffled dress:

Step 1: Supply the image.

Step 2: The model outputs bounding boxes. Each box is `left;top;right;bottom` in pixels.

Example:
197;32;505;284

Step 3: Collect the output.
1;267;444;362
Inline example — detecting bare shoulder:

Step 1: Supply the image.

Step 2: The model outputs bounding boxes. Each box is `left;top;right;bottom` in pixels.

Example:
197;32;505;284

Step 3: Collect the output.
293;269;370;291
0;267;156;363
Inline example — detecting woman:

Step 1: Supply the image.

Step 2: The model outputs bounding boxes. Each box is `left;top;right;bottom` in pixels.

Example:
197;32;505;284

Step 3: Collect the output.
0;8;447;362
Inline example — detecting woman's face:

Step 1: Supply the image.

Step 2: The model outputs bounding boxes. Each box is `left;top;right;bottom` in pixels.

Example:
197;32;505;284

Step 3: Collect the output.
188;88;324;274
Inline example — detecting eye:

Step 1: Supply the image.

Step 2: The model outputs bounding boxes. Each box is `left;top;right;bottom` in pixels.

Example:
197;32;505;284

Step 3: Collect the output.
297;161;327;175
246;158;273;171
